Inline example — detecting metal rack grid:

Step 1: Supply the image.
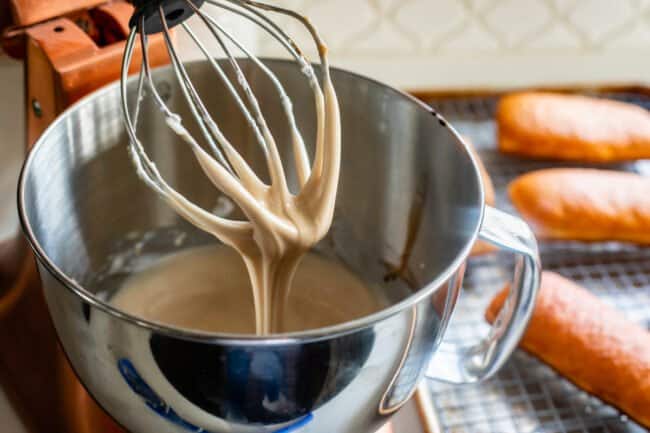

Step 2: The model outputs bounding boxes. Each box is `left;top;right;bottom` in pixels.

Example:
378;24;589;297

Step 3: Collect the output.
419;92;650;433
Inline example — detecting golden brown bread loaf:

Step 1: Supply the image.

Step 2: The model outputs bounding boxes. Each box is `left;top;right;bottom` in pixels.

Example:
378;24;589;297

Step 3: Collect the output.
486;271;650;428
464;137;496;255
465;137;495;206
509;168;650;244
497;92;650;162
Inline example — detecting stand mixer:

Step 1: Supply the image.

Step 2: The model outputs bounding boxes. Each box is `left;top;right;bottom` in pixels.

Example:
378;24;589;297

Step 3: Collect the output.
8;1;540;432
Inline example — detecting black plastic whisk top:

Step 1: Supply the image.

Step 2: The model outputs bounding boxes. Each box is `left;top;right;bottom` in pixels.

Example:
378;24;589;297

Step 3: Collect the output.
129;0;205;34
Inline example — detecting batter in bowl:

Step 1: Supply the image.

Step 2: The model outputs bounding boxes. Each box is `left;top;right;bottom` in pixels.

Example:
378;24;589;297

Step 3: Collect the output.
112;245;383;334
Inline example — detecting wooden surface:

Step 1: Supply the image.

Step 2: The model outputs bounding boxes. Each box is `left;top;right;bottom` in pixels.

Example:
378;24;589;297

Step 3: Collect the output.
413;386;440;433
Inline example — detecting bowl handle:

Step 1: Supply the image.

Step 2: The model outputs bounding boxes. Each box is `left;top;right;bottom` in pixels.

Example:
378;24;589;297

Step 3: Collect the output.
425;206;541;384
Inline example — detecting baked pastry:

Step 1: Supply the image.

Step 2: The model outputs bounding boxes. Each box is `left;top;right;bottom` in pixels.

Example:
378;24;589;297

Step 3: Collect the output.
497;92;650;162
465;137;495;206
464;137;496;255
509;168;650;244
486;271;650;428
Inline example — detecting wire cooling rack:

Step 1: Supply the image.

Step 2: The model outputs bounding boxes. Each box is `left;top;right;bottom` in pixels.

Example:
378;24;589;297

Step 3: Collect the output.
418;91;650;433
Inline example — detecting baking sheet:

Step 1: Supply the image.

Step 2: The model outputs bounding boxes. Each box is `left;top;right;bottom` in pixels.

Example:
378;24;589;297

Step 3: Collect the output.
418;92;650;433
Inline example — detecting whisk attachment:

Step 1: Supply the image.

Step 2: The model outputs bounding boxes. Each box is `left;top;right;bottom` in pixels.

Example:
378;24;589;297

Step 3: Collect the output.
130;0;205;34
120;0;340;334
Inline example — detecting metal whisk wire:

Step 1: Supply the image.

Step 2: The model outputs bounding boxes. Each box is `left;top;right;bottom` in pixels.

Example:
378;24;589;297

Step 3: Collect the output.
121;0;329;236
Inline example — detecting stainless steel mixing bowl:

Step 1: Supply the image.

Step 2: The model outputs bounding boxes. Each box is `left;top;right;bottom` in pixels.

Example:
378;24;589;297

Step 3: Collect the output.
19;60;540;433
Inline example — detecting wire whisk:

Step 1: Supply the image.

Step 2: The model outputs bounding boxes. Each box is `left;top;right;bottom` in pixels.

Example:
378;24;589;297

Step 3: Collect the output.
120;0;341;333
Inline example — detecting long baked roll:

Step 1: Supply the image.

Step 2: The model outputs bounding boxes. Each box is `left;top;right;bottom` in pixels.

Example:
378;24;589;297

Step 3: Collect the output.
486;271;650;428
509;168;650;244
497;92;650;162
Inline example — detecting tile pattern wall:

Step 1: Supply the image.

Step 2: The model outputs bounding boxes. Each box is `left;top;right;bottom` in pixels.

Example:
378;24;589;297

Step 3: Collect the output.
250;0;650;89
259;0;650;55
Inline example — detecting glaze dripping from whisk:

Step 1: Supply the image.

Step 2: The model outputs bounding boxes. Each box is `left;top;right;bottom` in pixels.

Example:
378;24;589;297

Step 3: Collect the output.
120;0;341;335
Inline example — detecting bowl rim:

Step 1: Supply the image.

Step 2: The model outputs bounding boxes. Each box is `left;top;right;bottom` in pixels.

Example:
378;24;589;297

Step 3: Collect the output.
17;58;485;344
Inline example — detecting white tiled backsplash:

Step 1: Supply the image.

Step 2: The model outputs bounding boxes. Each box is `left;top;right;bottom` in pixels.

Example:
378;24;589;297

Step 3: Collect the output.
179;0;650;90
